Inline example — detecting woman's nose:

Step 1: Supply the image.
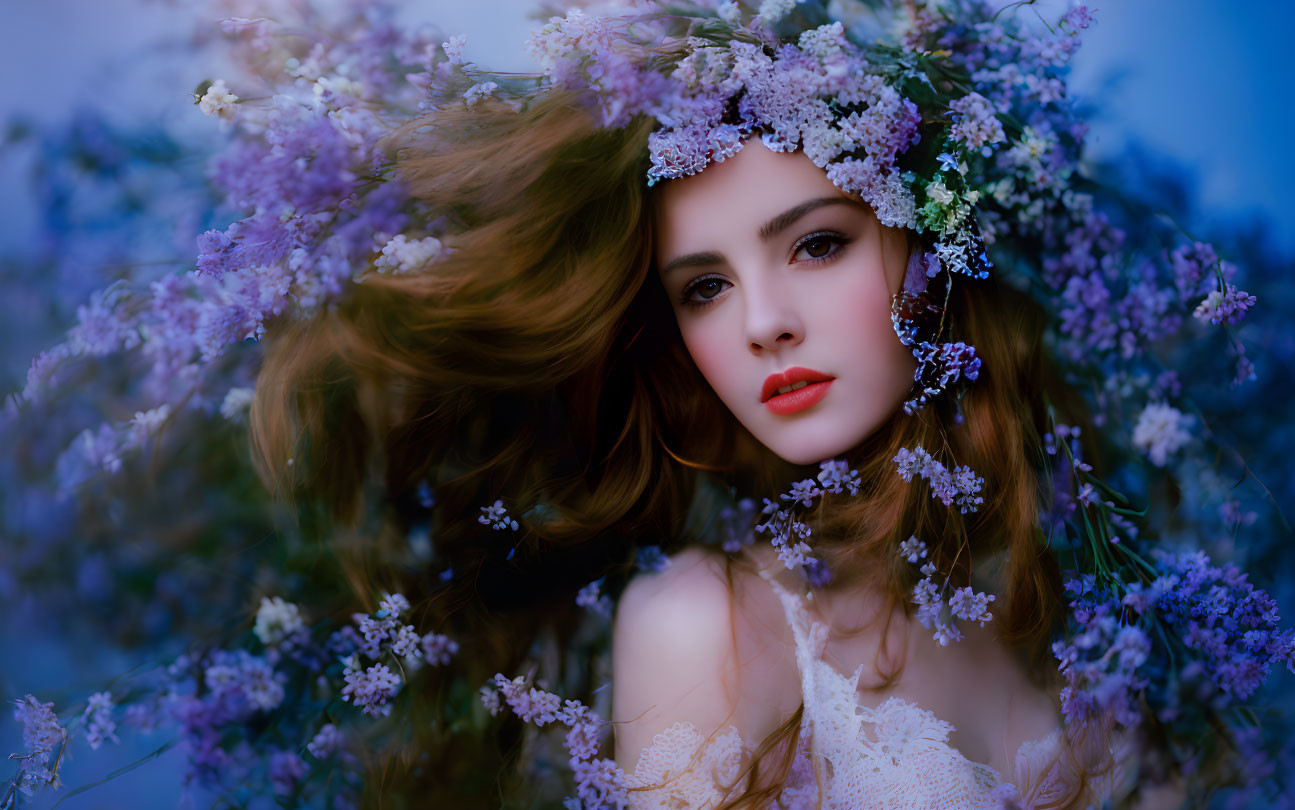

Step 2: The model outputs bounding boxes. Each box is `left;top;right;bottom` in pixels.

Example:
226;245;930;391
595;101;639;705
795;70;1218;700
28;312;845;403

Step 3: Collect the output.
743;278;804;352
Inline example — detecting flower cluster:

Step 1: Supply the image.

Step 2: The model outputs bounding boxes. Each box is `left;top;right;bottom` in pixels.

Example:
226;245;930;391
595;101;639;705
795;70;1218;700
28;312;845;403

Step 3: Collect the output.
479;499;520;531
5;591;457;804
893;446;985;513
1052;577;1152;727
1053;551;1295;772
9;695;66;796
18;1;454;494
576;578;614;617
482;674;627;809
80;692;119;751
754;459;860;575
1131;401;1193;468
901;538;995;646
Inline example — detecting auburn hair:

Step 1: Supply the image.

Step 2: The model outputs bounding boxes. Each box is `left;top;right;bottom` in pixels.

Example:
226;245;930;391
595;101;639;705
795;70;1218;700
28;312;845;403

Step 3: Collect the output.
250;88;1094;807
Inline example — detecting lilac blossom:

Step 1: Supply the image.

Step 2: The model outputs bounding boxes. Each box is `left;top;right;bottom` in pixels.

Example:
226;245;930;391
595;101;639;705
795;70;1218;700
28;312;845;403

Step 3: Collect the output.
269;749;306;796
1193;284;1257;326
635;545;670;573
340;659;402;717
894;446;985;513
718;498;758;553
390;624;422;659
253;596;306;646
572;758;630;809
80;692;119;750
904;550;994;646
198;79;240;120
11;695;65;790
479;499;520;531
816;459;861;495
948;92;1005;151
576;578;614;617
899;535;928;563
307;723;345;759
491;674;561;726
421;632;459;666
1131;402;1192;467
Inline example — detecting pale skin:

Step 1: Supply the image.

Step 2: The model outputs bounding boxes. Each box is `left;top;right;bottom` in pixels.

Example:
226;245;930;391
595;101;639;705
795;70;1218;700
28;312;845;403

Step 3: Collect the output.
612;141;1063;785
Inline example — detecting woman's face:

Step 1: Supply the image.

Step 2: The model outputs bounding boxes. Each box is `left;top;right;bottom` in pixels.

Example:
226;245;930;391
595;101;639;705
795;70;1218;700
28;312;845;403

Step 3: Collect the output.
654;140;916;466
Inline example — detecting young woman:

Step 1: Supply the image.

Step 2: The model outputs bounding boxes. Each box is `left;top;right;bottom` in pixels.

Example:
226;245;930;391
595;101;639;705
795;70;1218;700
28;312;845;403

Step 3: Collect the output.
248;2;1271;806
612;137;1096;807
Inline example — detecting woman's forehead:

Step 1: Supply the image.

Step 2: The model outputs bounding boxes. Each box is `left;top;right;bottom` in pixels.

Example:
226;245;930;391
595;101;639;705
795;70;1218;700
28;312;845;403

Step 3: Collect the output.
654;140;858;251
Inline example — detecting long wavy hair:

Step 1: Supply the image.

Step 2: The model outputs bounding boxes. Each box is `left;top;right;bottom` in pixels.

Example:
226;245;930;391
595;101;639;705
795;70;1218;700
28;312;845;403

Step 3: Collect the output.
250;87;1096;807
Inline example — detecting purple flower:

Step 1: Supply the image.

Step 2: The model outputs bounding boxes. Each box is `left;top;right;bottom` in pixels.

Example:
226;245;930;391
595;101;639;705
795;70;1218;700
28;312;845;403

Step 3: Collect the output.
948;92;1005;149
1064;5;1096;30
307;723;345;759
492;674;561;726
562;702;603;761
11;695;65;786
421;632;459;666
479;499;520;531
1169;241;1219;303
81;691;119;750
816;459;861;495
1193;284;1257;326
894;446;985;513
340;660;402;717
571;757;630;810
269;749;306;796
576;578;614;617
634;545;670;573
899;535;928;563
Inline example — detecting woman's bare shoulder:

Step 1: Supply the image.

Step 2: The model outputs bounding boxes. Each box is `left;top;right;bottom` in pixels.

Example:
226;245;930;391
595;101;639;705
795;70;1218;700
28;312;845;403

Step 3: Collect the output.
612;547;802;770
613;549;740;694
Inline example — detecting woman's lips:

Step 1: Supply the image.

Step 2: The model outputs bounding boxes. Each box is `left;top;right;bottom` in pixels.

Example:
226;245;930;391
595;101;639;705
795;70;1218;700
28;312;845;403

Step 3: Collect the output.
761;367;835;415
764;380;833;415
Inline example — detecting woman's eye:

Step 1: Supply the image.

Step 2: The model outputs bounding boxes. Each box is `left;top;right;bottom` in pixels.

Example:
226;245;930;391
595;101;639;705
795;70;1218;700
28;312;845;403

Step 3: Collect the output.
681;276;730;306
792;232;849;263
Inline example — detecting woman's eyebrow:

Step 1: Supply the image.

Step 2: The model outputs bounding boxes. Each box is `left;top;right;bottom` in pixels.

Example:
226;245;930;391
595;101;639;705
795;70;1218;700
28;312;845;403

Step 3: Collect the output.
660;250;725;278
660;196;863;278
757;196;863;242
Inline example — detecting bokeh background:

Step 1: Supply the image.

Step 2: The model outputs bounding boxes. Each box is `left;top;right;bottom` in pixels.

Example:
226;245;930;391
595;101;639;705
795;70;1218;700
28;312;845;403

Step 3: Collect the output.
2;0;1292;807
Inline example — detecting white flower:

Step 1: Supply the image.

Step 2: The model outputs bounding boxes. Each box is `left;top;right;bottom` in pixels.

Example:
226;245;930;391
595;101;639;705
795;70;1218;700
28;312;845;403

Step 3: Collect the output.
757;0;805;24
254;596;305;646
1131;402;1192;467
463;81;499;106
442;35;467;65
199;79;239;120
314;74;365;105
717;1;741;23
220;387;255;419
128;404;171;444
925;179;956;206
374;234;444;274
1192;289;1225;323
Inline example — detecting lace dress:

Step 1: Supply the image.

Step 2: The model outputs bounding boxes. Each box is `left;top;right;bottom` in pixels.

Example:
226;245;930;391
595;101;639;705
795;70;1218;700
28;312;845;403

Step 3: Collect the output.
623;575;1113;810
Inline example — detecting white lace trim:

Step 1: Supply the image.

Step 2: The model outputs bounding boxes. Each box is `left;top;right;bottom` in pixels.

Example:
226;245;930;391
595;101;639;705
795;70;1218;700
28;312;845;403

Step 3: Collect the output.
624;722;745;809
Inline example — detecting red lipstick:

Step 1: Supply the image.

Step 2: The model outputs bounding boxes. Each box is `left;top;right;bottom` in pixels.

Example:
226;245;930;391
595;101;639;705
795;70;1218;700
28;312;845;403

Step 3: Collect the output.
762;367;835;415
